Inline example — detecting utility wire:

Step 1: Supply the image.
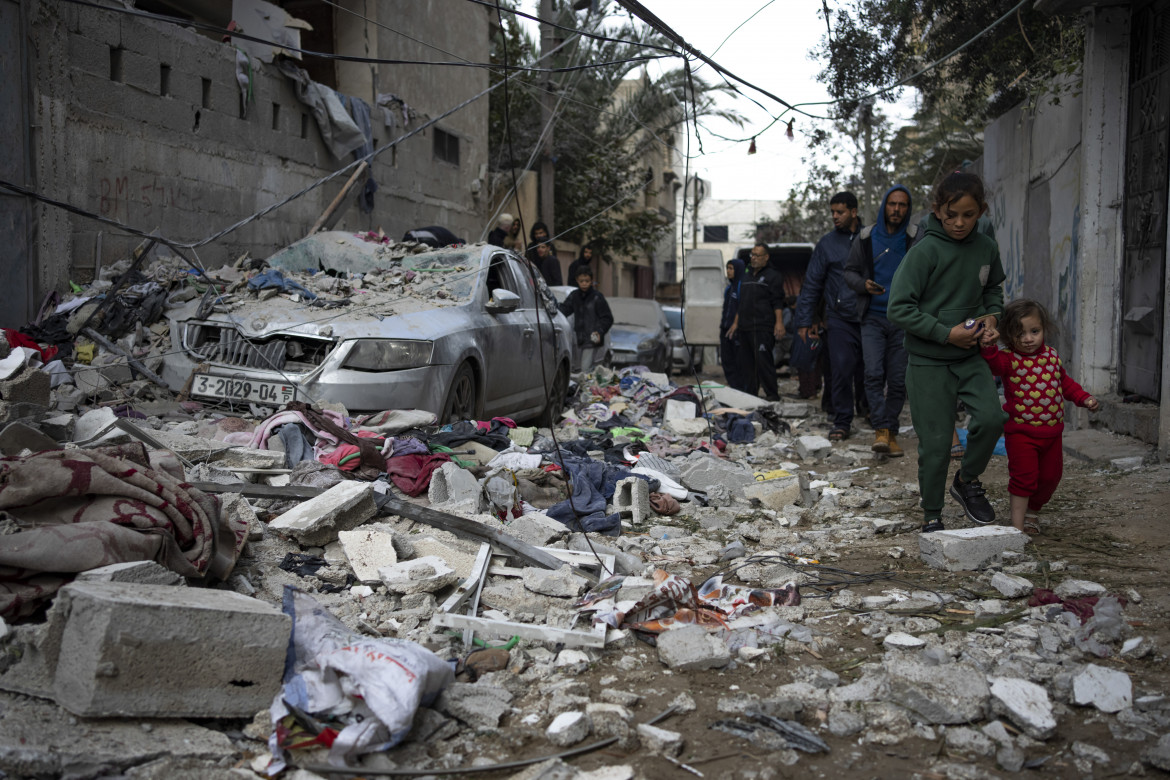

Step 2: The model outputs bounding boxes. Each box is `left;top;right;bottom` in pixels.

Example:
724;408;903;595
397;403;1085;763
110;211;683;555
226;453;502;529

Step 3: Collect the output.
463;0;678;54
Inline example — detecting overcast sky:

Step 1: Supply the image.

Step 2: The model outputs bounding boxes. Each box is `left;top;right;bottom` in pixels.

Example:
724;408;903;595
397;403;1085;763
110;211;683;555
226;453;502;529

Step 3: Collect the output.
520;0;917;203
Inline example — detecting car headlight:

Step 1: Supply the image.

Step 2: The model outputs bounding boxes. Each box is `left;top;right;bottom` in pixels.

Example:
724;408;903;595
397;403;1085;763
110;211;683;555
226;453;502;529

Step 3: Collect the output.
637;338;659;352
343;340;433;371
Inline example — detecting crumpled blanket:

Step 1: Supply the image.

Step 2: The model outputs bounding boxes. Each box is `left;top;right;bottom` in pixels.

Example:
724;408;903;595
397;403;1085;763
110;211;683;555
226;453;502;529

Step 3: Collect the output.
385;453;450;496
431;420;512;451
353;409;437;435
0;443;246;620
545;456;651;536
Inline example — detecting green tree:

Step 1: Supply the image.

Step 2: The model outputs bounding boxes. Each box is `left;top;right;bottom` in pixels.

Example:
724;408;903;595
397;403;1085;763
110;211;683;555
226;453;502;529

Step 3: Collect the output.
488;1;740;259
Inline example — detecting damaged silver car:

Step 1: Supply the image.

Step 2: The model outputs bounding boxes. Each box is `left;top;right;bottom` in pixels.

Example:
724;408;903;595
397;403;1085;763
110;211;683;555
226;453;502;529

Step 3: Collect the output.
159;232;572;424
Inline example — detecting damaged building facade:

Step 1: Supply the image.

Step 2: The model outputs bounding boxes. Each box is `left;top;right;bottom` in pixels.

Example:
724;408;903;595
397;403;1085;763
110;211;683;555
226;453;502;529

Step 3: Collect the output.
0;0;495;325
982;0;1170;458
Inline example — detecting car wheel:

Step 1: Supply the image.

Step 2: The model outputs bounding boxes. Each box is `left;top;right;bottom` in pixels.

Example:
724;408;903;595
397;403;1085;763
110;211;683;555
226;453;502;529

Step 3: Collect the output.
441;362;479;423
538;363;569;428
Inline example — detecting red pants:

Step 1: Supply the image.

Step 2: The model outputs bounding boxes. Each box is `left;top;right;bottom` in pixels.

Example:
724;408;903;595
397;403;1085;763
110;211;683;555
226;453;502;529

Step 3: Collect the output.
1004;433;1063;511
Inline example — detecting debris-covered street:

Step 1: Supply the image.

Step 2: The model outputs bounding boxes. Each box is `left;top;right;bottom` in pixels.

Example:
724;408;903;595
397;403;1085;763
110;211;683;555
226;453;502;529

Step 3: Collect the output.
1;246;1168;779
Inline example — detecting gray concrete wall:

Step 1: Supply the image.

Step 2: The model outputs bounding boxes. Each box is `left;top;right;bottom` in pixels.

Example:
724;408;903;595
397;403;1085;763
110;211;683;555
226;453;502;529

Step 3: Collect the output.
25;0;490;295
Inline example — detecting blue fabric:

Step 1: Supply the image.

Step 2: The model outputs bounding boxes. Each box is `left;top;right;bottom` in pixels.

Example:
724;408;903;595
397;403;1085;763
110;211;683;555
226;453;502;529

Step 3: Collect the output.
545;456;652;536
720;259;746;331
278;423;315;468
955;427;1007;456
247;269;317;300
860;313;908;430
725;414;755;443
868;185;912;315
795;224;861;327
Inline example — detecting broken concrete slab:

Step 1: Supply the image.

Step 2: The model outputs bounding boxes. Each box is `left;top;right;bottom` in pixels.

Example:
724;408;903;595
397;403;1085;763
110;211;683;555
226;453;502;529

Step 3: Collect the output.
990;572;1033;599
504;512;568;547
268;479;376;546
663;399;696;419
918;526;1028;571
74;560;185;586
50;581;289;718
665;417;709;436
0;420;59;455
795;435;833;460
884;659;990;724
1062;428;1152;466
0;366;51;406
882;632;926;650
523;564;588;598
337;525;398;583
378;556;458;595
677;455;755;499
988;676;1057;739
1054;579;1107;598
547;711;591;747
708;384;771;411
428;461;484;512
656;625;730;671
743;476;801;510
213;446;287;471
1071;664;1132;713
636;723;684;757
436;681;512;728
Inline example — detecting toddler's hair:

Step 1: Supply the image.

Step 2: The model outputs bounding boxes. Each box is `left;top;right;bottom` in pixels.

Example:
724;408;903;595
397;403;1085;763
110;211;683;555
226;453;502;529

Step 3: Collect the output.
932;171;986;210
999;299;1057;351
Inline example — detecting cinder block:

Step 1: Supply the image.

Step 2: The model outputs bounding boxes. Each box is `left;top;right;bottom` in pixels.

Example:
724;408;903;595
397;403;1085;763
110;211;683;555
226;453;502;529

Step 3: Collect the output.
428;462;483;510
918;527;1028;571
51;581;289;717
795;435;833;460
269;480;376;546
0;367;51;406
68;33;110;77
613;476;650;525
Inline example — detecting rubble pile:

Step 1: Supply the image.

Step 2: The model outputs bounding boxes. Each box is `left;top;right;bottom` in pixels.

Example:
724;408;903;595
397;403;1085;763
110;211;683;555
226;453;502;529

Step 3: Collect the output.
0;265;1167;778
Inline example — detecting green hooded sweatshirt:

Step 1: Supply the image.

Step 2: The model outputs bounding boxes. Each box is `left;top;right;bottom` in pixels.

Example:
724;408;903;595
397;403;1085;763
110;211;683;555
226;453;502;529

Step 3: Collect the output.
887;214;1005;365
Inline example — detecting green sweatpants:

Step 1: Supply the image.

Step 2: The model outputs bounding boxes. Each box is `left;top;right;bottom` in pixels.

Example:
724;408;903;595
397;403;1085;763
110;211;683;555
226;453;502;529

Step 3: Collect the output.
906;355;1006;520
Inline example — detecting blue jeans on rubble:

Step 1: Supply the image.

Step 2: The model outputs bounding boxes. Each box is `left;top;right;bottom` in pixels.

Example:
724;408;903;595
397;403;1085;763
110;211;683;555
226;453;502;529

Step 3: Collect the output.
861;312;908;431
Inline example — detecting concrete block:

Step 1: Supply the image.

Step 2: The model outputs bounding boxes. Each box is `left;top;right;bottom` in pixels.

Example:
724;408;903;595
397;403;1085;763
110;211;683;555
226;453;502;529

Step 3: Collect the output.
1054;579;1106;598
0;367;51;405
709;384;771;410
613;476;650;525
75;561;184;586
1071;664;1132;713
665;417;709;436
338;525;398;583
988;676;1056;739
884;659;990;724
585;702;635;748
918;527;1028;571
213;447;288;471
39;412;76;441
269;480;376;546
990;572;1033;599
663;399;696;419
73;367;113;398
436;682;512;728
427;461;484;512
504;512;568;547
220;492;264;543
779;402;811;418
523;564;588;598
795;435;833;460
51;581;289;717
743;476;801;510
636;723;684;757
656;625;730;671
94;359;134;385
378;556;458;595
547;711;591;747
882;632;926;650
678;455;755;499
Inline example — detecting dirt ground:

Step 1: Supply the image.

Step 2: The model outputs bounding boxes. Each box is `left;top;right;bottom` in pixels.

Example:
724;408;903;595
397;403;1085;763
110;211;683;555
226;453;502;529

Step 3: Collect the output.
466;370;1170;780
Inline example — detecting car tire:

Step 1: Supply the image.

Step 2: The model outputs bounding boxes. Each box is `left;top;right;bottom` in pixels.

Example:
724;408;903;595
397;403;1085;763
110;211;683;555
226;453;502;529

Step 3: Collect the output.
441;362;480;423
538;363;569;428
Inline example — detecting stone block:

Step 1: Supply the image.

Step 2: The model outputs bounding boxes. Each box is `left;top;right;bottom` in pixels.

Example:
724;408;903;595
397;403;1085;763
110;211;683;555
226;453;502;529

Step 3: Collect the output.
882;632;926;650
75;561;184;586
795;435;832;460
219;492;264;542
678;455;755;499
636;723;684;757
379;556;458;595
504;512;567;547
613;476;650;525
884;659;989;724
269;480;376;546
547;711;591;747
988;676;1056;739
656;625;730;671
0;367;50;405
1054;579;1106;598
338;525;398;583
663;400;696;419
918;527;1028;571
523;564;588;598
743;476;801;510
436;682;512;728
990;572;1033;599
50;581;289;717
39;413;76;441
427;462;484;512
1071;664;1132;713
213;447;287;471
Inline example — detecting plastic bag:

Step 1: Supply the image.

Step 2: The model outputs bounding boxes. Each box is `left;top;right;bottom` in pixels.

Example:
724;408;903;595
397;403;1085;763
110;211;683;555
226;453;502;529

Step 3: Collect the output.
267;587;455;771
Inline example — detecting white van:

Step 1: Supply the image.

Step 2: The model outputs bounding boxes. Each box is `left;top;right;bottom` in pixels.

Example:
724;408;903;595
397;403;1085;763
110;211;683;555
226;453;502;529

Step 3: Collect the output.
680;248;725;346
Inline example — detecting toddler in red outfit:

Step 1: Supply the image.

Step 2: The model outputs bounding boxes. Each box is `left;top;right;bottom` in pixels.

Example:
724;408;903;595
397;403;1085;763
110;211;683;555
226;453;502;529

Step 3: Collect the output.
980;299;1098;534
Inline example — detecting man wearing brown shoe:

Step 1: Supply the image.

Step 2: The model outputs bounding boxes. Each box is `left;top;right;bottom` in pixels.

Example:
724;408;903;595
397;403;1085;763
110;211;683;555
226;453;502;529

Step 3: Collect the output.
844;185;916;457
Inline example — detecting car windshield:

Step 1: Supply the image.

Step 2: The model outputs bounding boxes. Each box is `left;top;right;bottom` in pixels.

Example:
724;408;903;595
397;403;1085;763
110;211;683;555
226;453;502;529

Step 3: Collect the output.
663;308;682;329
266;232;481;301
609;298;661;328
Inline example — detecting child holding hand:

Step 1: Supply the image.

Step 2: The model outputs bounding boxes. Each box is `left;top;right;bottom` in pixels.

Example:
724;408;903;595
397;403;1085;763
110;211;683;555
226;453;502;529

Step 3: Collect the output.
980;299;1098;534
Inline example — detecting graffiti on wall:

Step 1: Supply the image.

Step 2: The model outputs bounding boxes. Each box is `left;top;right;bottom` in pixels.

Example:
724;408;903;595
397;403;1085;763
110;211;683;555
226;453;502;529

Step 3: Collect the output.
990;187;1025;300
1047;159;1082;364
98;174;202;222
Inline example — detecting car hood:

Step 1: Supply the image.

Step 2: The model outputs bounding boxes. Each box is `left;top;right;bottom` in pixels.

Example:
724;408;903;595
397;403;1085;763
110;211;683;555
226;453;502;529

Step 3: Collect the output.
609;324;660;349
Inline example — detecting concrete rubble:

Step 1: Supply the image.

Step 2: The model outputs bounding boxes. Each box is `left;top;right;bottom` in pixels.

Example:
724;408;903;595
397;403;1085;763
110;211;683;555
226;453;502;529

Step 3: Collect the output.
0;289;1166;779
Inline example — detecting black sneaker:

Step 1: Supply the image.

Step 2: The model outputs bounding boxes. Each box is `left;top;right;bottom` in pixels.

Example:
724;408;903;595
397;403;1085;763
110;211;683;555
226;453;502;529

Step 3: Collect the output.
922;518;945;533
950;473;995;524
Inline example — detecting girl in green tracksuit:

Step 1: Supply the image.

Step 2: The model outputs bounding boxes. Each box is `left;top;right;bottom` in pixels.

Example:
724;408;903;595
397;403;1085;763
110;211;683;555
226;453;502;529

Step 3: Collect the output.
887;172;1008;532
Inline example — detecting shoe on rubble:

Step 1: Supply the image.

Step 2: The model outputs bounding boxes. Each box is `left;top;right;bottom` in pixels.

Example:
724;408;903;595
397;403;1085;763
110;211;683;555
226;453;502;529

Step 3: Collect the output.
922;518;945;533
950;472;995;525
872;428;891;454
887;432;904;457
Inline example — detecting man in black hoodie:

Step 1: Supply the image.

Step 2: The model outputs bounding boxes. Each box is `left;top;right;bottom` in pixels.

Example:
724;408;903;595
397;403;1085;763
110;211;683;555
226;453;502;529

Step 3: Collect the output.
728;243;786;401
844;185;916;457
526;222;562;286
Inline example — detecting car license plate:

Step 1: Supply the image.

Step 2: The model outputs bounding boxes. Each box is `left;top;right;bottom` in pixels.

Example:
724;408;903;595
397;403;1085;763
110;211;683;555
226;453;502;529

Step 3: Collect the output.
191;374;296;405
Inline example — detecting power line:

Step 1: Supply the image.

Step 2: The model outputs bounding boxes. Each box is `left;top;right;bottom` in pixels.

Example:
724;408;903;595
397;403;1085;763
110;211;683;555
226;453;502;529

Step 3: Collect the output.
462;0;678;55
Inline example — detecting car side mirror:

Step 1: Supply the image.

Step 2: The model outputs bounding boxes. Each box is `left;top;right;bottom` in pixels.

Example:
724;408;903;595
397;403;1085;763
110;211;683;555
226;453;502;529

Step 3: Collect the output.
486;288;520;314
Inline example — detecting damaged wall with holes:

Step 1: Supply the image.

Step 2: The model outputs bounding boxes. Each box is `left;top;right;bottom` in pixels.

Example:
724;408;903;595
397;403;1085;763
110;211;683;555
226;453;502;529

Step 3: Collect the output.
20;0;491;302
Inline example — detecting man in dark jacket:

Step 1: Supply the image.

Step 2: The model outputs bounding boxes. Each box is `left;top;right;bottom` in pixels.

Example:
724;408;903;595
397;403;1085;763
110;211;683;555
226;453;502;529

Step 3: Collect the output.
844;185;916;457
720;258;746;391
558;268;613;372
526;222;563;286
728;244;785;401
794;191;862;439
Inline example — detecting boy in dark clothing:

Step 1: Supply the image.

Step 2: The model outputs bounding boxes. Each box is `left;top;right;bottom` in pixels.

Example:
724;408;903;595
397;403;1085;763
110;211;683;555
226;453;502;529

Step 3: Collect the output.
525;222;562;286
795;192;863;440
558;268;613;372
844;184;917;457
728;244;786;401
720;258;746;391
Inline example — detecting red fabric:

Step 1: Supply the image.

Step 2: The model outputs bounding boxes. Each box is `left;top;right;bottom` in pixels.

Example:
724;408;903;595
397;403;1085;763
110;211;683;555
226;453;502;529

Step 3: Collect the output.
384;453;451;496
1028;588;1126;624
982;343;1091;438
2;328;58;363
319;430;385;472
1005;433;1063;510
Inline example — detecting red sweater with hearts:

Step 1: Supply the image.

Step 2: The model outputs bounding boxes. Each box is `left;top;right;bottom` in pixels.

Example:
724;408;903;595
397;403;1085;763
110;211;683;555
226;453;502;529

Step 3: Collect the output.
981;344;1091;437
